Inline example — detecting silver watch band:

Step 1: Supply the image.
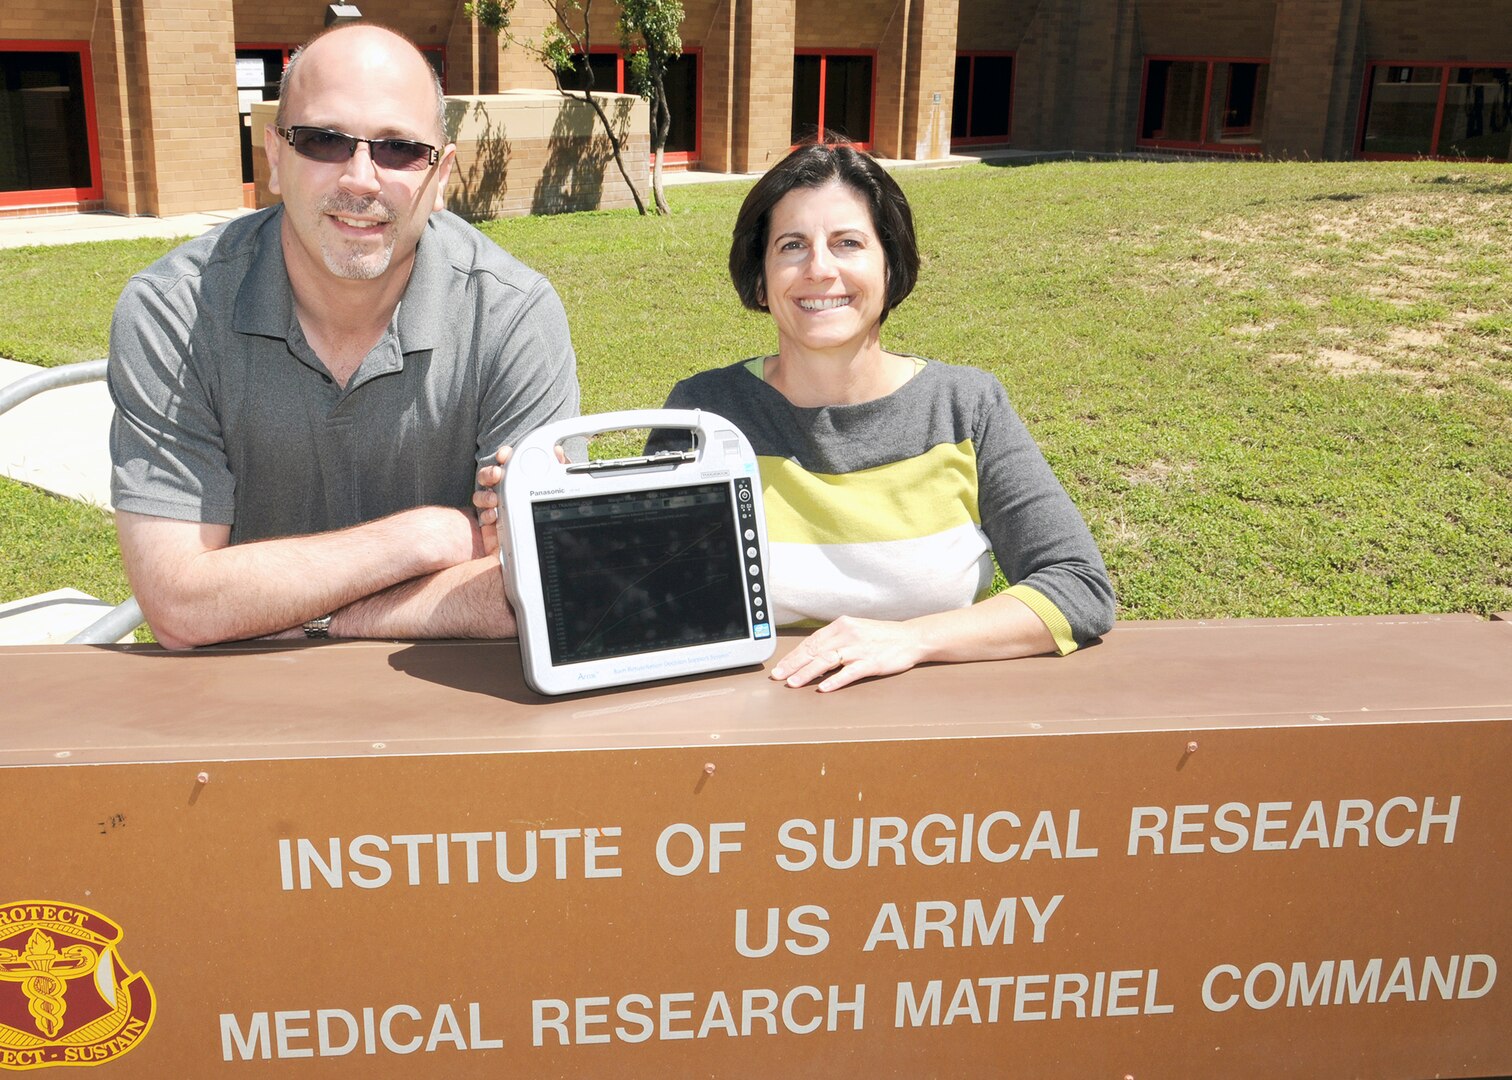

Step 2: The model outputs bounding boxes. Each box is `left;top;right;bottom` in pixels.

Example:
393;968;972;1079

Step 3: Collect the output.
302;614;334;639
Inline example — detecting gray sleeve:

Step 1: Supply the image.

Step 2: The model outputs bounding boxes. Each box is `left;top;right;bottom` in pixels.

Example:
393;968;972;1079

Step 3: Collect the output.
107;277;236;525
475;277;581;467
975;380;1115;644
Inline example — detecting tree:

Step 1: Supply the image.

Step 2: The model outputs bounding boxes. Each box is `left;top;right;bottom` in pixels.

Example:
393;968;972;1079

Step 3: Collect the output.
618;0;684;216
467;0;648;215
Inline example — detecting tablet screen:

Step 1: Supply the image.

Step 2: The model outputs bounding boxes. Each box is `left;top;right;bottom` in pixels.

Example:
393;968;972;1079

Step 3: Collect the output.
533;482;749;665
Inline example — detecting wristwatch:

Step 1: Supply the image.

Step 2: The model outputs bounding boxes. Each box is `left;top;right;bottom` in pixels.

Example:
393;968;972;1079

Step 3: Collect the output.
302;614;334;639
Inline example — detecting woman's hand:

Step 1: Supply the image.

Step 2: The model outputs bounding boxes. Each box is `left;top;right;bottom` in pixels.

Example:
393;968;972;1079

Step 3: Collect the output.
770;615;929;692
769;594;1061;692
472;446;512;557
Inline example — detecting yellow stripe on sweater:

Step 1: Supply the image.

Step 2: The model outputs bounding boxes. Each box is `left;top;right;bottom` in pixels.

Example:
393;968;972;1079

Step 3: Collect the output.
759;440;980;546
1007;583;1079;655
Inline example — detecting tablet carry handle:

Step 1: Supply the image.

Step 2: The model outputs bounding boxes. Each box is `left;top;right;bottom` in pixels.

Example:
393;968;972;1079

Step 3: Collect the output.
513;408;707;459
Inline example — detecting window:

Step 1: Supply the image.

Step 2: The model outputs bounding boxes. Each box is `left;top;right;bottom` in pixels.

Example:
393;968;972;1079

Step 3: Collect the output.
661;52;699;156
0;42;100;205
557;49;701;162
791;51;874;146
952;53;1012;144
236;47;288;185
1359;63;1512;161
1138;57;1268;153
556;51;622;95
421;47;445;89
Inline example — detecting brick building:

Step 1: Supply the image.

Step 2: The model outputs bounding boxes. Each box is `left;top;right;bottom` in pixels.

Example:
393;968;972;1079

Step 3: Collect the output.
2;0;1509;217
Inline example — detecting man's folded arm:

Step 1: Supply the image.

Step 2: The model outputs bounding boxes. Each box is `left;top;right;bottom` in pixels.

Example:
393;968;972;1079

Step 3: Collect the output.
117;506;490;649
325;554;515;641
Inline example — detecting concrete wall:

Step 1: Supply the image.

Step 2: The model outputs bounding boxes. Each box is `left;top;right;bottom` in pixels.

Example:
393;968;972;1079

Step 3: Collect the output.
1011;0;1142;153
730;0;797;171
1135;0;1278;57
900;0;961;159
1360;0;1512;59
251;91;650;219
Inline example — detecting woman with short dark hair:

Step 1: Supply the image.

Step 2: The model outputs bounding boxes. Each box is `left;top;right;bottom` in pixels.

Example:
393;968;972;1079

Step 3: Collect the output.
727;142;919;320
656;140;1115;691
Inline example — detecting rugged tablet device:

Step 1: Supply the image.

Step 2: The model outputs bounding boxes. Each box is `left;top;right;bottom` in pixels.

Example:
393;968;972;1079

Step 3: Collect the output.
497;410;775;696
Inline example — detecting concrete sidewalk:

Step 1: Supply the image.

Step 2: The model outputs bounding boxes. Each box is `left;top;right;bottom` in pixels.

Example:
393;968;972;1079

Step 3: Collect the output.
0;358;114;509
0;359;126;643
0;208;255;250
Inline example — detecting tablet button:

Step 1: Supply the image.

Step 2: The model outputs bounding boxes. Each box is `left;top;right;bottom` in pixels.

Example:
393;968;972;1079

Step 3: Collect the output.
515;446;551;480
748;564;760;577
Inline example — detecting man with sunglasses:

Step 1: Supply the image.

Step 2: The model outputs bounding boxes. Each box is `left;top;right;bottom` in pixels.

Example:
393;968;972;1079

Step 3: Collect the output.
107;24;579;648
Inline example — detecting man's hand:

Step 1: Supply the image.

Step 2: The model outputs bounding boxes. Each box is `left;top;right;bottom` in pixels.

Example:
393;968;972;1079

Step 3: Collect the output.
473;445;512;557
473;441;568;557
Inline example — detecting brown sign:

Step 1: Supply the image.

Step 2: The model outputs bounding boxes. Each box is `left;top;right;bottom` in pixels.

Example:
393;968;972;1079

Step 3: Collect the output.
2;616;1510;1077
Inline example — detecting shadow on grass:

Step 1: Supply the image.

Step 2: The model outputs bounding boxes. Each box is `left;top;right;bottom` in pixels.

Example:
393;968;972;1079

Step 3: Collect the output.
1417;173;1512;195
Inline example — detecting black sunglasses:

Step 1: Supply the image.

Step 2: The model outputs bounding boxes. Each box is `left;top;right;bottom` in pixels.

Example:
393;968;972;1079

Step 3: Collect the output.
276;125;441;171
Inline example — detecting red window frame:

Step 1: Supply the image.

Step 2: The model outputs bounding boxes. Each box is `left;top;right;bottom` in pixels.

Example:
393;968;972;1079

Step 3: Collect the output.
1355;60;1512;161
953;51;1014;147
0;40;103;208
792;48;877;150
566;47;702;165
1135;55;1267;155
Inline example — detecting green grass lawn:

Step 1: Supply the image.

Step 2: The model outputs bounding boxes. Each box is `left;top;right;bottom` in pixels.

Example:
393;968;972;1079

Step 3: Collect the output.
2;158;1509;627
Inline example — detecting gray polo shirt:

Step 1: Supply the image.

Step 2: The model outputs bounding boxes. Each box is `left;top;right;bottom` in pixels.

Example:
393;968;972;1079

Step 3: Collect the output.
109;206;579;544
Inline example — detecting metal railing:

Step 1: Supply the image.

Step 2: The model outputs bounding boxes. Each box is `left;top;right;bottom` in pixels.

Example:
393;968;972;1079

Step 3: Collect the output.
0;359;145;644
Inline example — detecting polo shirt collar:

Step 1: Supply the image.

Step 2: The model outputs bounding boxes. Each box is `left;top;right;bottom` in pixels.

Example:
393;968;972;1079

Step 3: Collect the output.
395;217;448;354
233;205;294;340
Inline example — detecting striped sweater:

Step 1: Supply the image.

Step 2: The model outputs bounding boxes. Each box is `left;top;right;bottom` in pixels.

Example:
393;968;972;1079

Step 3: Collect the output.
657;358;1115;653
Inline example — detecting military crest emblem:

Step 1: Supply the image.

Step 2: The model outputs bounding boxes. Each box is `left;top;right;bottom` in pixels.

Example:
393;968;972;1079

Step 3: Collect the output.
0;902;155;1070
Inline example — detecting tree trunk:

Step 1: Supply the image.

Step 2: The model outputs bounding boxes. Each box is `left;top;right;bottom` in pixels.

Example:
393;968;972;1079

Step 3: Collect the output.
650;83;671;216
653;147;668;215
577;89;648;215
553;0;647;216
